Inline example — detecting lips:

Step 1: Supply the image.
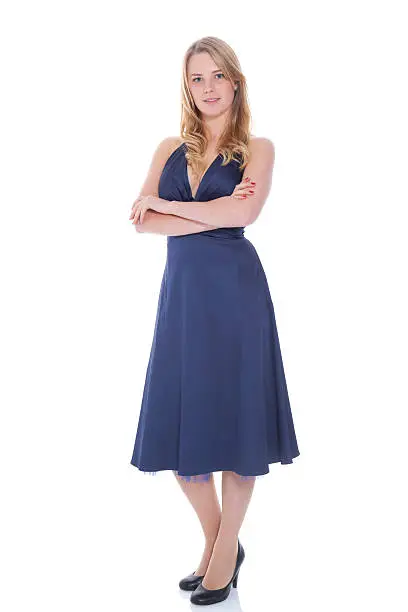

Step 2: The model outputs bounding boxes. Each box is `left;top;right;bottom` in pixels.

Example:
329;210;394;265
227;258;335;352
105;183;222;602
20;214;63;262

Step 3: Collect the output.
204;98;220;102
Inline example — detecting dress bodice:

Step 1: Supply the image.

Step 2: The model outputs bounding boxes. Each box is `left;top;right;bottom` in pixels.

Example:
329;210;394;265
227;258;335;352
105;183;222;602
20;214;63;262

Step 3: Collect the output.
158;142;246;239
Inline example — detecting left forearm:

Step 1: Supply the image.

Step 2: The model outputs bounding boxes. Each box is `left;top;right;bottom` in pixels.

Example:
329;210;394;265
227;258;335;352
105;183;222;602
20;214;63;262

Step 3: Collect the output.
163;196;249;227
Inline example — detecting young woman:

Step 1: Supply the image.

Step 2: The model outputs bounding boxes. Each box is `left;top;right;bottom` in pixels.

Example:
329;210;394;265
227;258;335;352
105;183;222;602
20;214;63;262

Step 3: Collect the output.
129;36;300;605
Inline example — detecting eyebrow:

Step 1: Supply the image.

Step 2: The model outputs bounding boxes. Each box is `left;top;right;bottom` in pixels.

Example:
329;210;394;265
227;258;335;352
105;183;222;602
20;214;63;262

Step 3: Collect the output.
190;69;223;76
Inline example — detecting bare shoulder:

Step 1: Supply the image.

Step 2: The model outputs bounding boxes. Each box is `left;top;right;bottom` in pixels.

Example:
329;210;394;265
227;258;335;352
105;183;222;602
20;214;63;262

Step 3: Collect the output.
248;135;275;158
162;136;184;158
153;136;183;161
148;135;183;170
137;136;183;198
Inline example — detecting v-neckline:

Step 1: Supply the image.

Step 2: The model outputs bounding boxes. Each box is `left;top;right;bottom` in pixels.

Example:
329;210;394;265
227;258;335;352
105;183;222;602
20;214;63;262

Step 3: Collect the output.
183;144;221;200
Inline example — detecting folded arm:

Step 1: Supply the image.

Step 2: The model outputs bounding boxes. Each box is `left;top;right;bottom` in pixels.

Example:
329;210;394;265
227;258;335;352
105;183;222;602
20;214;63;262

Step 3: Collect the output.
166;138;276;227
132;136;220;236
134;209;219;236
166;195;248;227
131;136;275;234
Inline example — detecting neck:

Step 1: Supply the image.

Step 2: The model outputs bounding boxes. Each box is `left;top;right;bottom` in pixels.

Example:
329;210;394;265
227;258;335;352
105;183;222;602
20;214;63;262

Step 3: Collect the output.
202;109;230;144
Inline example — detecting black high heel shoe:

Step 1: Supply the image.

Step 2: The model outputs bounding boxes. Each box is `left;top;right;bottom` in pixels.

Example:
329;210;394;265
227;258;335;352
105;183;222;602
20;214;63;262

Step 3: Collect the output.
179;570;205;591
190;539;245;605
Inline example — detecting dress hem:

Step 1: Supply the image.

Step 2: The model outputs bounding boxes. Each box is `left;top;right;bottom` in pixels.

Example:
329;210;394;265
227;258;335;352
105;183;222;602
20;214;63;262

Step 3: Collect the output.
130;450;300;481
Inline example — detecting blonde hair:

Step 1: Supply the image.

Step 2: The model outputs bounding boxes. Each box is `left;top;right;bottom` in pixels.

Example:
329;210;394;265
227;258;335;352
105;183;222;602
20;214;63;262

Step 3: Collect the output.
180;36;252;179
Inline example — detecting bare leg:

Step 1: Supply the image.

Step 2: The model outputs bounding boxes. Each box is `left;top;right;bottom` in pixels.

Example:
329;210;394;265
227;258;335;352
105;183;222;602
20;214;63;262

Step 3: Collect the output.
201;470;255;589
174;472;222;575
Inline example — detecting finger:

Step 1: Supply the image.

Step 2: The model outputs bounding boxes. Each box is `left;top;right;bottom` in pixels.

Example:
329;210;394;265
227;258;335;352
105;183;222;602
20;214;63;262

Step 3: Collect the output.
129;197;141;219
240;179;256;188
235;179;256;190
242;177;254;184
234;184;255;194
133;206;140;224
232;186;256;198
130;195;143;215
232;193;247;199
131;204;137;223
234;187;256;198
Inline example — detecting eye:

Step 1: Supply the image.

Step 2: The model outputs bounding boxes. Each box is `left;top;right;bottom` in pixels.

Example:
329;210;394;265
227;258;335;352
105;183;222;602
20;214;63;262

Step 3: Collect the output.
192;73;224;84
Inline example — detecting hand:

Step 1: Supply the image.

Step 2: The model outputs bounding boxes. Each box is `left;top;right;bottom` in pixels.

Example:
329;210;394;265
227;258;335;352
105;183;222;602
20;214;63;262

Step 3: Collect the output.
231;176;256;199
129;195;167;225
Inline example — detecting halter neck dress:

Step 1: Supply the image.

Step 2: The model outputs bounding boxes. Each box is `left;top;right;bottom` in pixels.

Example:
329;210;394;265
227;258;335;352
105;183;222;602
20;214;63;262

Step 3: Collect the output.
130;142;300;482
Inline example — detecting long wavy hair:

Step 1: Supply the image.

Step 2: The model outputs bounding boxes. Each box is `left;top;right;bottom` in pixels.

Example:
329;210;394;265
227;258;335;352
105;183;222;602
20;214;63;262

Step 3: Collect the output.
180;37;252;179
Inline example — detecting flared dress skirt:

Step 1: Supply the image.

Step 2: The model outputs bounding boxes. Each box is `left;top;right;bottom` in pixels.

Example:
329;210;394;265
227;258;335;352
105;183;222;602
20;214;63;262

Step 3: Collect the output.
130;142;300;482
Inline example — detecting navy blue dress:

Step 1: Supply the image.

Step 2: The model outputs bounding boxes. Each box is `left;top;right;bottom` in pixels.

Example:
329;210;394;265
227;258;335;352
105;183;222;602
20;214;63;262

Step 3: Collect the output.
130;142;300;482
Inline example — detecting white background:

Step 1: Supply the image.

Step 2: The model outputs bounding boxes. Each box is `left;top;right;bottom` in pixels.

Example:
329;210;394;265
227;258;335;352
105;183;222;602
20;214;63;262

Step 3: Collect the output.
1;1;407;610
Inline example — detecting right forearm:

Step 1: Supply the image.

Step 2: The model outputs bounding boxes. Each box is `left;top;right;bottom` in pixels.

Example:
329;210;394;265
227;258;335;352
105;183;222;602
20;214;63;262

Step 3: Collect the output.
134;209;219;236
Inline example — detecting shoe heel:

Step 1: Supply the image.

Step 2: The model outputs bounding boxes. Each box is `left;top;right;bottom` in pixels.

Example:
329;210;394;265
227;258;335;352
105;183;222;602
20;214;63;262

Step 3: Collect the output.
233;569;239;588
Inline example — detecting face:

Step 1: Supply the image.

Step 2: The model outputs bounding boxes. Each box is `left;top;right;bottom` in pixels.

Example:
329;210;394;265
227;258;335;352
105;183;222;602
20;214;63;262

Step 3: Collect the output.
187;52;236;118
